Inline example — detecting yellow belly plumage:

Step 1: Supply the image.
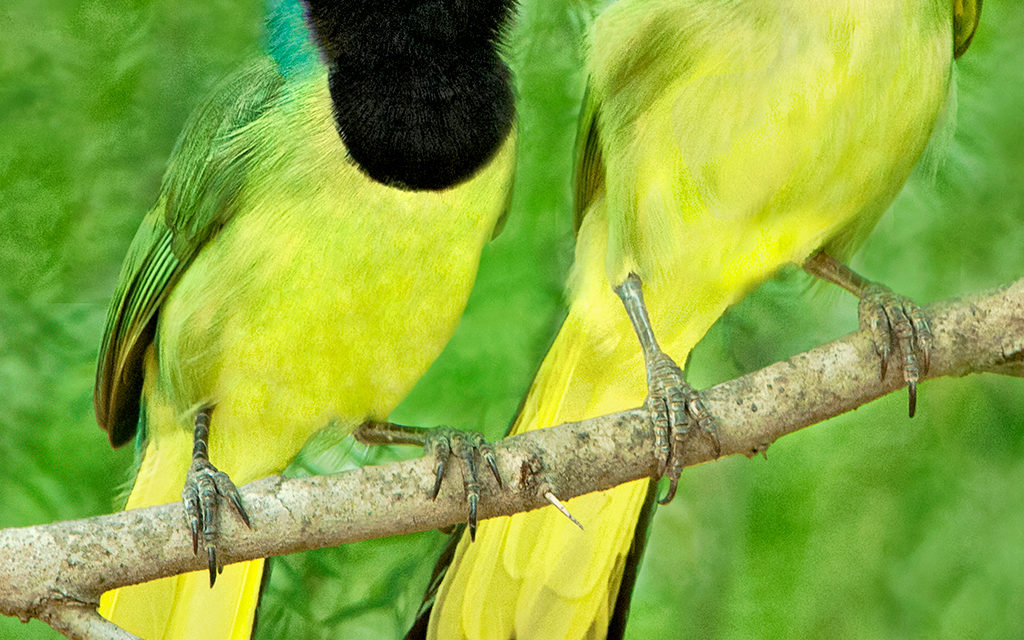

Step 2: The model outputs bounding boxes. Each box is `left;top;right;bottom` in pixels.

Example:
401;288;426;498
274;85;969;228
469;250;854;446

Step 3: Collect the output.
98;62;516;640
427;2;954;638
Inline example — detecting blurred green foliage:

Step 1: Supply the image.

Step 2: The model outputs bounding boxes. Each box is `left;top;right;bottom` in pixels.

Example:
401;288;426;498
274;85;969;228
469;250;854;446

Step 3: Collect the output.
1;1;1022;639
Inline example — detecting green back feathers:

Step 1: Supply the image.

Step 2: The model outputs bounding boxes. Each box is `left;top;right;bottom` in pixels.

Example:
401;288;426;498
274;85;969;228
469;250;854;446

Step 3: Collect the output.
163;61;283;255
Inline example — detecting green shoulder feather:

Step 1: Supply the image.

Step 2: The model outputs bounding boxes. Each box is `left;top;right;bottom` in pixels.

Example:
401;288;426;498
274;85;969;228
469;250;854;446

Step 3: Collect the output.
95;59;284;446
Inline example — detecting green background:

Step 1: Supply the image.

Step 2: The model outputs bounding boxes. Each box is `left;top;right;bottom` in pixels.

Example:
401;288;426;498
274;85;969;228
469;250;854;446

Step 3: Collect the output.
1;1;1022;638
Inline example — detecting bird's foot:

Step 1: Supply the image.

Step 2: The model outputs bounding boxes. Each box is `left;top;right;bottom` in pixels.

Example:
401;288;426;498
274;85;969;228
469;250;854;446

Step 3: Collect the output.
182;410;250;587
424;427;503;541
645;350;719;505
353;421;502;540
182;458;250;586
803;252;931;418
859;283;932;417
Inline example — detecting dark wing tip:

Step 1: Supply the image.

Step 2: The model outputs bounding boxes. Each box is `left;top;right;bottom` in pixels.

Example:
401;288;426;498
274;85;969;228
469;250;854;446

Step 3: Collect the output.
953;0;982;58
94;321;153;448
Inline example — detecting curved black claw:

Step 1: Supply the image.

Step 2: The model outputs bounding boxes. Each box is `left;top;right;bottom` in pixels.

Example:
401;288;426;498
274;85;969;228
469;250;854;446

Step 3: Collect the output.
182;458;250;587
859;284;933;418
645;351;719;505
425;427;502;541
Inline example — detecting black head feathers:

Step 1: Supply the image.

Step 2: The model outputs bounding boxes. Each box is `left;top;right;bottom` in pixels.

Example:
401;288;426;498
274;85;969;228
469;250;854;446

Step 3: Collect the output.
304;0;517;190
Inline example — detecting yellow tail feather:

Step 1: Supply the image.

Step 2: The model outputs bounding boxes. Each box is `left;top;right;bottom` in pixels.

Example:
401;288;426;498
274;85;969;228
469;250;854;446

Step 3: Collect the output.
427;198;722;640
100;560;265;640
427;308;655;640
98;413;266;640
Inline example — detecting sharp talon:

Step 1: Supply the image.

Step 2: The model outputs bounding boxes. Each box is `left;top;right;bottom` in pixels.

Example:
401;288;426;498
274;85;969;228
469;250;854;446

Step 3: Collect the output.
431;462;445;499
544;491;584;530
190;520;199;555
908;381;917;418
486;455;502;488
419;427;503;538
229;493;250;527
658;477;679;506
207;547;217;587
919;332;933;376
468;494;478;542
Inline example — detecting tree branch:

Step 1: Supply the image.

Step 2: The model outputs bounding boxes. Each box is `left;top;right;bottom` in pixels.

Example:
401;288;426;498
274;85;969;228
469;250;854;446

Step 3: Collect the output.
2;277;1022;639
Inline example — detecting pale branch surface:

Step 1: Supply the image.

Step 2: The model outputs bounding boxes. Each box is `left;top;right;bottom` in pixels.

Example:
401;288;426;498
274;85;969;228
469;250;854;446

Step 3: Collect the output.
1;277;1022;639
38;605;140;640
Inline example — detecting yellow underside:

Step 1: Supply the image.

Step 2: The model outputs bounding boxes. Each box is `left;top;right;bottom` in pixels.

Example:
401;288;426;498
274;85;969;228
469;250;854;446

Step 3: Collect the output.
98;65;516;640
98;396;267;640
428;1;953;639
428;198;725;640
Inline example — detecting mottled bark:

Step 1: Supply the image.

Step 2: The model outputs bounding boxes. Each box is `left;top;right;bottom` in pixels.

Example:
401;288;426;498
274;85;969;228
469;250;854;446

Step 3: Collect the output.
2;277;1022;640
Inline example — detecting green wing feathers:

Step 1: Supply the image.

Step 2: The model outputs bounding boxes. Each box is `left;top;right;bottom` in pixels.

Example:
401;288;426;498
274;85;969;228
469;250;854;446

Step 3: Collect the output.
163;61;284;255
94;61;284;445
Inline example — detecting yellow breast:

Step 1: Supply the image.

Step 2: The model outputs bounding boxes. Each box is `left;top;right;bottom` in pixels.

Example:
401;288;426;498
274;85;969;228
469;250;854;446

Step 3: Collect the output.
151;71;516;483
588;0;952;348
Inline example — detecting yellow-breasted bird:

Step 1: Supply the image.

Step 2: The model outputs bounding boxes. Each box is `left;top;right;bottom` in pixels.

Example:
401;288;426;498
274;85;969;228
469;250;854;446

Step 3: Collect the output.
95;0;517;638
415;1;981;639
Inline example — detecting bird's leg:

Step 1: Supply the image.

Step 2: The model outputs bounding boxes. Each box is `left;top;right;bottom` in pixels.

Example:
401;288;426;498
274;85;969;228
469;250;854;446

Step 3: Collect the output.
614;273;719;504
803;250;932;417
182;408;251;586
354;421;502;541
